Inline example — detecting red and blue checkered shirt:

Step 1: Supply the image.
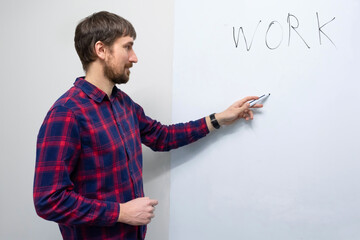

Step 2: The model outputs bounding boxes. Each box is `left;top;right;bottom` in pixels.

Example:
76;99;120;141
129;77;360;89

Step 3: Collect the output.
34;77;209;240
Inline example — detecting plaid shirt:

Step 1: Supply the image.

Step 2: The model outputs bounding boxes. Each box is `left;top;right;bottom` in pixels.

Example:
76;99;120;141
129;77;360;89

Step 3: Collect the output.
34;77;209;240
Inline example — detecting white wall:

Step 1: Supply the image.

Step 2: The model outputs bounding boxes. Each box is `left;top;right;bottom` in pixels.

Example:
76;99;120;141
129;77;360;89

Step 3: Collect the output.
170;0;360;239
0;1;173;239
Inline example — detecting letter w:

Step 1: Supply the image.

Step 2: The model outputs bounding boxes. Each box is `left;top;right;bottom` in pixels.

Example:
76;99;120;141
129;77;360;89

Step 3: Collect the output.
233;21;262;51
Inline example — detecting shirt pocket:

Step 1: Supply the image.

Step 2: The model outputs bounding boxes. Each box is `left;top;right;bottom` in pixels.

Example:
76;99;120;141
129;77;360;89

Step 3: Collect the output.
81;123;125;170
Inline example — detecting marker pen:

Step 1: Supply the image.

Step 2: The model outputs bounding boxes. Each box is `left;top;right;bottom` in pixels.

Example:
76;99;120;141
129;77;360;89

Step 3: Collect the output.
249;93;270;107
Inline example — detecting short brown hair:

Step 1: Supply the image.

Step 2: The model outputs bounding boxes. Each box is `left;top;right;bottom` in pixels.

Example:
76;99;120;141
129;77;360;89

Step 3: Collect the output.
74;11;136;71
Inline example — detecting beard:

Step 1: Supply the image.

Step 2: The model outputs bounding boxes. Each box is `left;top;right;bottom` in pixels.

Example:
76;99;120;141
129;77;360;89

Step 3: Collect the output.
104;61;133;85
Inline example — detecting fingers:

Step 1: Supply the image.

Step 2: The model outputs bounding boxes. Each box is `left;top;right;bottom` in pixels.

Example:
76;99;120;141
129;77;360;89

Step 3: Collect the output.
237;96;264;120
219;95;263;125
248;109;254;120
241;109;253;121
149;199;159;207
147;200;157;214
235;96;259;107
119;197;159;225
235;96;265;110
250;103;263;109
145;198;158;220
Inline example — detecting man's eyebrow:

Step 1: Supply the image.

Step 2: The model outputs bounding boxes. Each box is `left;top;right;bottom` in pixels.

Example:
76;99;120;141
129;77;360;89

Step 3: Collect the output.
124;41;134;46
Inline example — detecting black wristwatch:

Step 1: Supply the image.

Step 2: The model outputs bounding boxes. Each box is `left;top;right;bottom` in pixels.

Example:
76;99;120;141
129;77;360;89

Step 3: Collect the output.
210;113;220;129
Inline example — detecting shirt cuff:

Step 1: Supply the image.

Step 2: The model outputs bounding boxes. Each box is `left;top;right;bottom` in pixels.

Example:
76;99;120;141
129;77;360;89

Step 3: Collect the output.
91;200;120;226
108;202;120;226
200;117;210;135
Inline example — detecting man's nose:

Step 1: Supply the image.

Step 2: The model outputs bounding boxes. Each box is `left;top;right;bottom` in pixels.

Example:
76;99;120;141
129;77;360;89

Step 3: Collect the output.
129;50;138;63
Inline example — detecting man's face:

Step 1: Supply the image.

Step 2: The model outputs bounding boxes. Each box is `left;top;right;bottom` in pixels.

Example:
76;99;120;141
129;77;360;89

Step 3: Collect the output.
104;36;138;84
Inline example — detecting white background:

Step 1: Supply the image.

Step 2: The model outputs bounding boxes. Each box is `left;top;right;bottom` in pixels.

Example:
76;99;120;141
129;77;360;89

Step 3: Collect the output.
170;0;360;239
1;1;359;239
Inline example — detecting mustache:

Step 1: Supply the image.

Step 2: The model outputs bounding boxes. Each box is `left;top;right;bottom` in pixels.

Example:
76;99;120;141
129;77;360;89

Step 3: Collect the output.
125;63;133;68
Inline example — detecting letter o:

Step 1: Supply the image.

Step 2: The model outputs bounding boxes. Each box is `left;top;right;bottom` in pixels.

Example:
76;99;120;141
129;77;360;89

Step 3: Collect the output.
265;21;283;50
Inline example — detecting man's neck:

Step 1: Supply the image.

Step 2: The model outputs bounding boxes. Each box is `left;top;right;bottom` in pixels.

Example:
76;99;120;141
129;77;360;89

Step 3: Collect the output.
85;63;114;98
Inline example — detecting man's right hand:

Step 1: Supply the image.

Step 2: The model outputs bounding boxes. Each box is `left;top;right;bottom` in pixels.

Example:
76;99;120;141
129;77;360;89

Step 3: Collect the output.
118;197;159;226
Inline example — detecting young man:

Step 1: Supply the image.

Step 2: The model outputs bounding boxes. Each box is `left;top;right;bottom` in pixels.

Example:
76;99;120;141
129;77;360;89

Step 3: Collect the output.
33;11;262;240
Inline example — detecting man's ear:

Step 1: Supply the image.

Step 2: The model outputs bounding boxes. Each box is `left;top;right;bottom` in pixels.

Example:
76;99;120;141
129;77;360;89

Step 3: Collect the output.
94;41;107;60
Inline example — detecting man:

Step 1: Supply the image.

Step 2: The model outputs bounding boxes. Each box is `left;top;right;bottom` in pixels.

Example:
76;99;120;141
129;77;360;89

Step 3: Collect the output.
33;11;262;240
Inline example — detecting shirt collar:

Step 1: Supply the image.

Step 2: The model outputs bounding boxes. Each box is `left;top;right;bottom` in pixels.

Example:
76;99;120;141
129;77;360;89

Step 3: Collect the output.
74;77;119;103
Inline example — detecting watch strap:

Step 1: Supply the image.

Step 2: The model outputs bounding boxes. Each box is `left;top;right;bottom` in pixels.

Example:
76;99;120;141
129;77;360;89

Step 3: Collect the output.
210;113;220;129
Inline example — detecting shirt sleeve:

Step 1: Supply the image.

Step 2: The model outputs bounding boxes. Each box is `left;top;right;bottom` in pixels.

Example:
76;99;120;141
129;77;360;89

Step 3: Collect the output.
134;103;210;151
33;105;119;226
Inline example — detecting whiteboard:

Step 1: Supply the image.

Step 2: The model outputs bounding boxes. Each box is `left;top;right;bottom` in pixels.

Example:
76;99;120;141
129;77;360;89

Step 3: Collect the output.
170;0;360;239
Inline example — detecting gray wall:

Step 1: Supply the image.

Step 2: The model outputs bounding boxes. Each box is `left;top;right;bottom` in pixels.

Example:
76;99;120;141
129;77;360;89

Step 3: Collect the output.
0;1;173;239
